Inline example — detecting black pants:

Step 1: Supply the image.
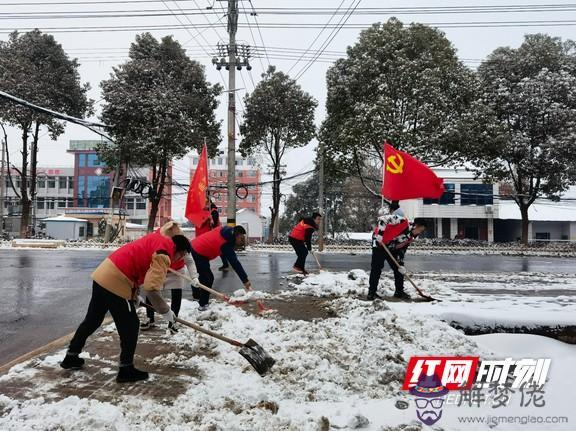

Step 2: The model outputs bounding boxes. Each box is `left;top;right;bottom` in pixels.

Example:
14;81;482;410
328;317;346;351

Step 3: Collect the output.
68;281;139;366
191;250;213;306
289;237;308;271
369;246;404;295
145;289;182;322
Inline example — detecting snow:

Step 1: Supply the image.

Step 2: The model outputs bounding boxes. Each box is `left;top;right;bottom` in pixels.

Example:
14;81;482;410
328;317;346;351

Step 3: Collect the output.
498;200;576;222
1;269;575;430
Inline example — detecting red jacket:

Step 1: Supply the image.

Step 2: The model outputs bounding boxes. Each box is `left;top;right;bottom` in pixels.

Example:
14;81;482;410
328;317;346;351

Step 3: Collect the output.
290;219;315;241
109;232;175;286
191;226;228;260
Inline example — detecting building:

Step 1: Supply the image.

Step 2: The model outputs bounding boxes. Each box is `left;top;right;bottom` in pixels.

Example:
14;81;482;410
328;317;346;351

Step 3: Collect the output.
402;168;576;242
67;140;172;232
191;153;261;218
44;215;88;240
2;167;75;235
402;168;498;241
236;208;267;241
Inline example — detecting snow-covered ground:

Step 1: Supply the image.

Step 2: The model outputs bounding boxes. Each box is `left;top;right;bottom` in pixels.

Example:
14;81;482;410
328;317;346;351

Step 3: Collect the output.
0;270;575;430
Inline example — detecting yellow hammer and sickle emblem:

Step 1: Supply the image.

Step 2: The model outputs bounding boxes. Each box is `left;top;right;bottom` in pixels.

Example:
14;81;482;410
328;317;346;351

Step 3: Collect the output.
386;154;404;175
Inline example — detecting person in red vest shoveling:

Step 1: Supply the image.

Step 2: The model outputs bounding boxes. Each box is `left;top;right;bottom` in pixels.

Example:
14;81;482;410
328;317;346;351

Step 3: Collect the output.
368;206;427;300
288;212;322;275
191;225;251;311
60;227;193;383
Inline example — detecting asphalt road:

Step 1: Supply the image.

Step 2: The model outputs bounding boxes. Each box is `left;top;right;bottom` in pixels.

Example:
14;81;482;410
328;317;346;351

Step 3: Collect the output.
1;249;575;365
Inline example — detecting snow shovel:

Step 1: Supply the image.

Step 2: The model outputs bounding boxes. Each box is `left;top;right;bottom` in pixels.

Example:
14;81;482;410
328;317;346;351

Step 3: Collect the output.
141;302;275;376
381;245;439;302
168;268;246;306
311;251;324;272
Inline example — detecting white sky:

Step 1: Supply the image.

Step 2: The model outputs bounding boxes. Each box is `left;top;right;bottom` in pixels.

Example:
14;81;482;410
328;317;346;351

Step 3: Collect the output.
1;0;575;221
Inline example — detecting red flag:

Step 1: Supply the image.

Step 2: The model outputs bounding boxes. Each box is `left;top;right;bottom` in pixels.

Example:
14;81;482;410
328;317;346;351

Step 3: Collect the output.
381;143;444;200
185;145;210;225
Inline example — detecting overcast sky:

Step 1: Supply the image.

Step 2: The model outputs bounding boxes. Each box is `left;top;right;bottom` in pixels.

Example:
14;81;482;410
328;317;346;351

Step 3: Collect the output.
1;0;575;221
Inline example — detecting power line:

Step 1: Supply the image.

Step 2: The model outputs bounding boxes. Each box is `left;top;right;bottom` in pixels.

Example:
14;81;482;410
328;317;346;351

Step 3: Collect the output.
247;0;271;68
294;0;362;81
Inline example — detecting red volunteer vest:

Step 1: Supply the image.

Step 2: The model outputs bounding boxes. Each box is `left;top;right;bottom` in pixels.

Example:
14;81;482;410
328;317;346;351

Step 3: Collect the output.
374;220;410;244
191;226;228;260
153;228;186;270
109;232;175;286
289;220;311;241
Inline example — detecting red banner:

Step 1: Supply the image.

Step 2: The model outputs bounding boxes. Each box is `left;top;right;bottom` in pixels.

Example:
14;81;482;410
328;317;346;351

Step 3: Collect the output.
185;145;210;225
381;143;444;200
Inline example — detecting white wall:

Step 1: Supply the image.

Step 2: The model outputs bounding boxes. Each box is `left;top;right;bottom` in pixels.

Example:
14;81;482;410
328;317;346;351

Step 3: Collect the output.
45;221;86;240
237;210;263;240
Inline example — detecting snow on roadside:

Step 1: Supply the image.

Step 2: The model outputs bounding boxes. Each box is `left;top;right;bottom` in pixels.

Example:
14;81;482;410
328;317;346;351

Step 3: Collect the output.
1;269;575;430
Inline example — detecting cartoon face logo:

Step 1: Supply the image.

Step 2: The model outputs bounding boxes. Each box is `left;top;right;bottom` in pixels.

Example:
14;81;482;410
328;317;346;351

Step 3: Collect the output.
409;373;449;426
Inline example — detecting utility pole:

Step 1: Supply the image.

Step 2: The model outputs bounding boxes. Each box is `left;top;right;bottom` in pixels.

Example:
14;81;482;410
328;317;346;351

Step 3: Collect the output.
0;136;5;237
318;141;325;251
212;1;251;226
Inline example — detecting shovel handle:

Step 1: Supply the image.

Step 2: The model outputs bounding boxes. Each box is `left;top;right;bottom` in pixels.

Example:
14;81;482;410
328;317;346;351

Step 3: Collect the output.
311;251;322;270
174;316;243;347
168;267;231;301
140;301;243;347
380;244;429;298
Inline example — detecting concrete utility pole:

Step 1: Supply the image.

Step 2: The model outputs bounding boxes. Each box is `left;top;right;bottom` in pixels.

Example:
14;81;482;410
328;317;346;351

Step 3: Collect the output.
318;142;325;251
213;0;251;226
0;136;5;237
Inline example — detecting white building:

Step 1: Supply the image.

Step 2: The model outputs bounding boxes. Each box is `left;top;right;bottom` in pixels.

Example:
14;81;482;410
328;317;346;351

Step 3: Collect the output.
401;168;576;242
401;168;498;241
236;208;266;241
43;215;87;240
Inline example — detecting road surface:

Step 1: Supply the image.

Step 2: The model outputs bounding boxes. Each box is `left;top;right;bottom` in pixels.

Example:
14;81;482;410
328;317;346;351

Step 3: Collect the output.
1;248;575;365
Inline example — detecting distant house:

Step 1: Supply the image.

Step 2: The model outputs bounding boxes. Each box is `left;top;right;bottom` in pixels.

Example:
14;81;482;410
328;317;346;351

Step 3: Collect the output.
236;208;265;241
43;215;88;240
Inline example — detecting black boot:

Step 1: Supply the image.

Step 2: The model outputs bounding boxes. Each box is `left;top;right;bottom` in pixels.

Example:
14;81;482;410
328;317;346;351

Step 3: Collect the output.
116;365;149;383
367;291;382;301
393;290;411;300
60;353;85;370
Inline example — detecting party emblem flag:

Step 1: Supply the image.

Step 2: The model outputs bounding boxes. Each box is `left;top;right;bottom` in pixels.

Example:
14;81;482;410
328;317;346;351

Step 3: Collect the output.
381;143;444;200
185;144;210;225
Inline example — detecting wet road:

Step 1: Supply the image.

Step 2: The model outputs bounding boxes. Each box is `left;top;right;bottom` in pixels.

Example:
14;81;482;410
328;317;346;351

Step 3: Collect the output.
1;249;575;365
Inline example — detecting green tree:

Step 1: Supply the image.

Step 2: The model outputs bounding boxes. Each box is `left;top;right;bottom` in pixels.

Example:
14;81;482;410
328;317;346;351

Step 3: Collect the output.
320;18;479;195
0;30;92;237
240;66;317;243
465;34;576;244
98;33;221;232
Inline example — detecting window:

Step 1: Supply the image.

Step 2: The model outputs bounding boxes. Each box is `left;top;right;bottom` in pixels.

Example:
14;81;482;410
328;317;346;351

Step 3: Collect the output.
193;157;198;165
78;176;86;206
87;153;105;167
58;199;66;208
235;160;243;166
424;183;455;205
136;198;146;210
535;232;550;240
460;184;493;206
37;177;46;188
67;198;74;207
36;198;45;210
59;176;67;189
68;177;74;190
47;176;56;188
79;154;86;167
87;176;110;208
238;171;243;177
79;226;85;237
47;200;55;210
218;158;223;165
127;198;134;210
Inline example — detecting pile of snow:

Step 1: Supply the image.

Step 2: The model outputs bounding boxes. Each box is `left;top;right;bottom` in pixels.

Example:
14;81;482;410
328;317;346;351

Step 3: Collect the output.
1;269;575;430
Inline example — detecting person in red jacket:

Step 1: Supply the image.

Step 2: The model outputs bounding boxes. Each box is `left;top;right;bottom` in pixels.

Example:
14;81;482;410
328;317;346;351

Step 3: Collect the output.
60;227;192;383
368;207;427;301
191;225;250;311
288;212;321;275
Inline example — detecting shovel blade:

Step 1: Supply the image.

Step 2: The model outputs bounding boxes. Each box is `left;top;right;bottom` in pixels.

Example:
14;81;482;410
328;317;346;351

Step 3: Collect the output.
238;338;276;376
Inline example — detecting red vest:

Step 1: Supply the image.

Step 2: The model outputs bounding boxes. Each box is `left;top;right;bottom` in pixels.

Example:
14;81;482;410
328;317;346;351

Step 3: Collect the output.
289;220;312;241
109;232;175;286
374;220;410;244
192;226;228;260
